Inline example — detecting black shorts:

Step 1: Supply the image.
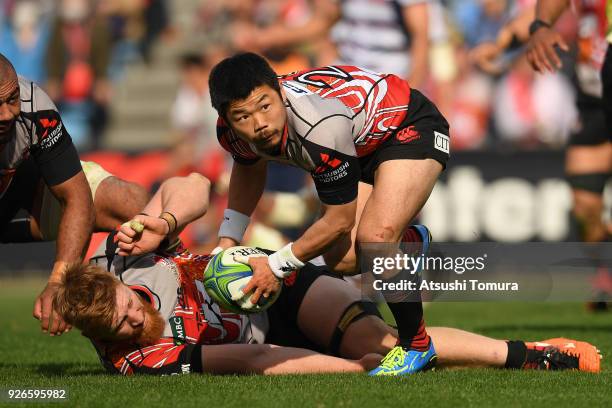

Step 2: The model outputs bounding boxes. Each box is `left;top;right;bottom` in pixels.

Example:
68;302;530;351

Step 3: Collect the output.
0;158;41;232
568;91;609;146
601;44;612;138
359;89;451;184
264;262;343;354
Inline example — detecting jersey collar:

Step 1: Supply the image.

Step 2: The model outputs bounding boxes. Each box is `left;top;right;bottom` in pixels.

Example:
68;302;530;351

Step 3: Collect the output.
280;122;289;155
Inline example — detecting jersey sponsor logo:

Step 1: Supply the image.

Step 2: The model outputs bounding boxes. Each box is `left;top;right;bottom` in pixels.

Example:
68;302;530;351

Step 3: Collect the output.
35;111;64;150
314;153;342;174
39;118;58;138
396;125;421;143
39;121;64;150
170;316;186;345
312;161;351;184
434;131;450;154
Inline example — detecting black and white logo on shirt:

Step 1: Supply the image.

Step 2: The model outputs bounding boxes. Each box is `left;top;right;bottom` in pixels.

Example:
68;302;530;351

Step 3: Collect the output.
434;131;450;155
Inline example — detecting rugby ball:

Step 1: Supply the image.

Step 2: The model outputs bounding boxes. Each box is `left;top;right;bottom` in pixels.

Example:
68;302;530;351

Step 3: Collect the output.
203;246;282;314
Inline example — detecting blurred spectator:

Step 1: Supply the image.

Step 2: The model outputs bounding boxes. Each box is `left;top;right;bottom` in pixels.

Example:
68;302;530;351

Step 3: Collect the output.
233;0;430;86
140;0;170;64
330;0;430;86
167;50;226;179
493;55;576;147
46;0;112;150
450;0;511;47
0;0;51;84
98;0;147;81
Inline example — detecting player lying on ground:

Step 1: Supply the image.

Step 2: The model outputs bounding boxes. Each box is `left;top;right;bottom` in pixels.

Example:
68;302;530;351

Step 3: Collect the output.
54;253;601;376
17;165;197;336
208;52;451;375
54;173;601;376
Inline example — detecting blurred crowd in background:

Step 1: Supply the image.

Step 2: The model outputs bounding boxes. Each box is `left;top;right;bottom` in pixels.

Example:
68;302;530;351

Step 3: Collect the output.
0;0;597;252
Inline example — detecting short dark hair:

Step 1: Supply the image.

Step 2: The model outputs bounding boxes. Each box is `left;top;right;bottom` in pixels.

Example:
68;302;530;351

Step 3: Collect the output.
208;52;280;117
179;53;205;69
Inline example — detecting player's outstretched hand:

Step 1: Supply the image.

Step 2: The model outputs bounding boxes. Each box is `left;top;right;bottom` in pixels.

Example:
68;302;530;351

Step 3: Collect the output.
233;253;281;308
33;282;72;336
525;26;568;73
469;42;503;74
116;215;169;256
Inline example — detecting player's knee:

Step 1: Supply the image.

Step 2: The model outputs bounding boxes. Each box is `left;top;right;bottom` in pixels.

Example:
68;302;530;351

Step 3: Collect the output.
356;224;400;244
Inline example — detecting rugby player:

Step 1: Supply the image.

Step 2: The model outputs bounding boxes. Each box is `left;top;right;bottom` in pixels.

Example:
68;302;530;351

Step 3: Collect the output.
57;176;601;376
207;52;449;375
0;53;95;336
473;0;612;308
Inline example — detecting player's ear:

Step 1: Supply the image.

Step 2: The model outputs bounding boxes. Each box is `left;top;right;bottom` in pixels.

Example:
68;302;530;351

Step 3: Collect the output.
279;86;287;104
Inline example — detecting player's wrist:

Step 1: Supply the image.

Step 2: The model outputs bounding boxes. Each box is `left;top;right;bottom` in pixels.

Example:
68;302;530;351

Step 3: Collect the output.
159;211;177;236
529;19;552;36
218;209;250;243
267;242;305;278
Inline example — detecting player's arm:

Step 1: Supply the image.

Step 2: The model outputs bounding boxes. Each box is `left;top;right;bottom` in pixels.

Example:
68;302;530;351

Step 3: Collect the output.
525;0;570;72
217;159;268;249
236;117;360;304
403;1;429;88
246;0;340;51
291;200;356;260
41;171;94;337
470;7;535;74
116;173;211;256
28;97;95;336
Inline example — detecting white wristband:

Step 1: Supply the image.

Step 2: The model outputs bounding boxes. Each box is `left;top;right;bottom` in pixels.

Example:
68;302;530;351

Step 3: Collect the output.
218;209;250;243
267;242;305;278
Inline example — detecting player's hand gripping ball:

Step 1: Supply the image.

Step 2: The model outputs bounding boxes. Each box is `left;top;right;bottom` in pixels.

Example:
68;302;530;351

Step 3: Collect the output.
203;246;282;314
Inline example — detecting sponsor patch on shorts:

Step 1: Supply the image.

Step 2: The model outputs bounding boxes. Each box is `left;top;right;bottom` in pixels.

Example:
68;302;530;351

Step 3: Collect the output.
434;131;450;154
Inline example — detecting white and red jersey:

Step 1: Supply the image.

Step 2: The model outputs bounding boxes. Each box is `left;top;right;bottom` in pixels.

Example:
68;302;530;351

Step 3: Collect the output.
1;76;80;200
218;65;412;204
89;246;265;376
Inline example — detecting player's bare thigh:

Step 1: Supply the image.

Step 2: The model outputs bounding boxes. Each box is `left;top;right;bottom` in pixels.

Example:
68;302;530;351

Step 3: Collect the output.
296;275;359;348
566;142;612;174
325;159;443;275
296;274;398;359
357;158;442;243
295;274;509;367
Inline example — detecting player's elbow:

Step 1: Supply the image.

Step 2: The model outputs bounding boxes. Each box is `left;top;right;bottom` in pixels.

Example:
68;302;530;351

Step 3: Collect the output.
187;172;211;210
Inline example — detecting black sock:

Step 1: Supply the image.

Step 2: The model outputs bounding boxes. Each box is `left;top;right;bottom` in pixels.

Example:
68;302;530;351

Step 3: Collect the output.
505;340;527;369
388;301;430;350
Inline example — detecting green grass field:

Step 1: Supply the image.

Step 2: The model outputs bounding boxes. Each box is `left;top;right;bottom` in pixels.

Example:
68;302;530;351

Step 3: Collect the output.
0;277;610;407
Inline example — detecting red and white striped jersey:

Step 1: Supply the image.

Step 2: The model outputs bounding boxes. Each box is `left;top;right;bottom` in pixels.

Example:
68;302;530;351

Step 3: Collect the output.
218;65;412;204
89;247;263;376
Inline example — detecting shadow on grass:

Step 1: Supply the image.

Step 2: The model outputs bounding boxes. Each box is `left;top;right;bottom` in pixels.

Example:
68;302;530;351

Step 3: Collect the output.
0;362;105;377
476;324;612;333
